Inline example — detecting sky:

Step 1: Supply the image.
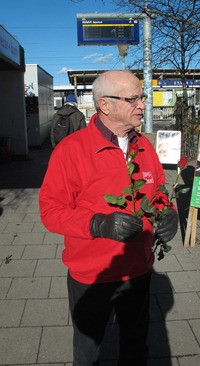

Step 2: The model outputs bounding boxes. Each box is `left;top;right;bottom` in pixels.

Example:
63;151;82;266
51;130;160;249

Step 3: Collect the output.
1;0;137;86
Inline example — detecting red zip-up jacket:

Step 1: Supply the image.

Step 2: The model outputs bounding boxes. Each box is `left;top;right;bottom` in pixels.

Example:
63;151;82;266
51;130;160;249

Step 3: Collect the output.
39;114;166;284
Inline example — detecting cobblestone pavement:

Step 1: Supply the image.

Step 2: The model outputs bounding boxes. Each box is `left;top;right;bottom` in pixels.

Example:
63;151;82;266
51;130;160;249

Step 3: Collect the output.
0;137;200;366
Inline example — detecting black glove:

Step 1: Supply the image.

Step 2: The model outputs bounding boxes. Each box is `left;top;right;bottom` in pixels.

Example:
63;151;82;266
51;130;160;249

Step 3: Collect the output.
90;212;143;242
156;208;178;243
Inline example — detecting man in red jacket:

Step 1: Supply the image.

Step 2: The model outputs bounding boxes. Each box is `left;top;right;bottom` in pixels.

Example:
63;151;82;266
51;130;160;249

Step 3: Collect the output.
39;70;178;366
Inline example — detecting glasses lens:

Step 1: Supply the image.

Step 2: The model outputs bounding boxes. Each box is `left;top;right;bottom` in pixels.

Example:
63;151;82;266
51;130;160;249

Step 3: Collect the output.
141;95;147;102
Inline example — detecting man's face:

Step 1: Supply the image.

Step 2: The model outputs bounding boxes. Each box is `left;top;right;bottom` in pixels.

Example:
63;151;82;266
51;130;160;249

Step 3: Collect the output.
104;74;146;131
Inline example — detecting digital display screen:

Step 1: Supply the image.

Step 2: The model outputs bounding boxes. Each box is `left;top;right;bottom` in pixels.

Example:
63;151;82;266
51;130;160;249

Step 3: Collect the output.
77;18;139;45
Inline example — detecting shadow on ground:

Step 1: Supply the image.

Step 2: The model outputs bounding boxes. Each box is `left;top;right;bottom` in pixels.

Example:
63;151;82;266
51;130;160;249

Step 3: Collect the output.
0;137;53;189
99;270;174;365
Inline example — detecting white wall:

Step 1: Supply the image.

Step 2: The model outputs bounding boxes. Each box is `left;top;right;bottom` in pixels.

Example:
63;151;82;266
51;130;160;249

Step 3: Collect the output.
25;64;54;146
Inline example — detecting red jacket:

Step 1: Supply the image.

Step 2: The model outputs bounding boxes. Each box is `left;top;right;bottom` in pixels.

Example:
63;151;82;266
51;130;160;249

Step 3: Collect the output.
39;114;165;284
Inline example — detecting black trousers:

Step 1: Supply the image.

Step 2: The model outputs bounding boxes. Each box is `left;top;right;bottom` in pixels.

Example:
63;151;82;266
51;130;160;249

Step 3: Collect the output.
67;271;151;366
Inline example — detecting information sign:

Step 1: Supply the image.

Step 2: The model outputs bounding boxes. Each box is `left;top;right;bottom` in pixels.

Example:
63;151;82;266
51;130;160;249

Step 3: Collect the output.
156;130;181;164
190;137;200;208
77;17;139;45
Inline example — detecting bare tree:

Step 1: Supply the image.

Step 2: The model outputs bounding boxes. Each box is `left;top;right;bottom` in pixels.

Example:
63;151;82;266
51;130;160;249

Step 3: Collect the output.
115;0;200;156
71;0;200;156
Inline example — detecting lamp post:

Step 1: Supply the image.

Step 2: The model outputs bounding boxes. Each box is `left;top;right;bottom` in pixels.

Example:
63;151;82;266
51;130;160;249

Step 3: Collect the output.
117;44;129;70
137;0;153;133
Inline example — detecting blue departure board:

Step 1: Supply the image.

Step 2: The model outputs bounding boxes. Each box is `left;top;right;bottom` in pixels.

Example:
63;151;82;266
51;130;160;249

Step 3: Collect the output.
77;18;139;46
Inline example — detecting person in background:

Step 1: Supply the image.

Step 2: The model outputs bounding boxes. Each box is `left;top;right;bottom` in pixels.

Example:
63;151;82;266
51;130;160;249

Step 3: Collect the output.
39;70;178;366
50;91;86;148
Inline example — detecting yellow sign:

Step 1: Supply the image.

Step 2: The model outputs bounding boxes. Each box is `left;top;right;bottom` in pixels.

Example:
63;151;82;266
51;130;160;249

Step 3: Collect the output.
141;79;158;86
153;91;163;106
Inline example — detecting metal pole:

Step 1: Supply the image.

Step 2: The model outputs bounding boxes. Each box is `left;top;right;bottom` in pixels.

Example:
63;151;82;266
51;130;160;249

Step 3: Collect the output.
122;55;125;70
143;14;153;133
77;12;155;132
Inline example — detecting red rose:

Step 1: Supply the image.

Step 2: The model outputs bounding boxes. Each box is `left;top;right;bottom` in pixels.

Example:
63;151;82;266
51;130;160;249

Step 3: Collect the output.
129;144;139;160
153;191;169;211
178;156;188;169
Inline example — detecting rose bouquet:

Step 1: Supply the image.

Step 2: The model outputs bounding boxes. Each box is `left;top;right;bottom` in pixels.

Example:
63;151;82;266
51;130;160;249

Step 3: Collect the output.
104;149;189;261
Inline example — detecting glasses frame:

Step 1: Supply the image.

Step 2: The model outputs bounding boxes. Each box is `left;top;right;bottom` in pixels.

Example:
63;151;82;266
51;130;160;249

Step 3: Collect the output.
102;94;147;105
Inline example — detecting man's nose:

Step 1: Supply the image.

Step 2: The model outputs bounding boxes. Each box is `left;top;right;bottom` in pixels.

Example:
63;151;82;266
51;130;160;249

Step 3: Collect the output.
137;99;146;109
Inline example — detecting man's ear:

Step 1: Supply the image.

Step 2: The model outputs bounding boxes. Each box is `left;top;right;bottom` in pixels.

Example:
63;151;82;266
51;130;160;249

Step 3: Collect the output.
98;97;110;115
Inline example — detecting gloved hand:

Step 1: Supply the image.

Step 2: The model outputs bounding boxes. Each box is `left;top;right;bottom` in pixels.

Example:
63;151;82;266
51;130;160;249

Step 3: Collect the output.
156;207;178;243
90;212;143;242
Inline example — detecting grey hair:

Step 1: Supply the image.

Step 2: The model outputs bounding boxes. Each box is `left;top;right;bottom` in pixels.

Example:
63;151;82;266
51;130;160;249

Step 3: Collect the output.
92;70;133;112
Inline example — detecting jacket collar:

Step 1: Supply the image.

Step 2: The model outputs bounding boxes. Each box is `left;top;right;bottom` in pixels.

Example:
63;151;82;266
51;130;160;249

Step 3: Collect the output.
88;114;138;153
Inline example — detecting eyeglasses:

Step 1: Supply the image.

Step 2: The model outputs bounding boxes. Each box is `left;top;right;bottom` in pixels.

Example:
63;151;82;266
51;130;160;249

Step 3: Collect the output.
102;94;147;105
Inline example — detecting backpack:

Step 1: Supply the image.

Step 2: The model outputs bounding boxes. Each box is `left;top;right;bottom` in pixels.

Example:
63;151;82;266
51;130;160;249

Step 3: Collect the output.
51;113;74;147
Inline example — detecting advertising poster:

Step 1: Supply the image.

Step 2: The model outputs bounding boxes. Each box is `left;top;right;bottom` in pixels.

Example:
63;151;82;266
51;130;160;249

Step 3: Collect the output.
190;136;200;208
156;130;181;164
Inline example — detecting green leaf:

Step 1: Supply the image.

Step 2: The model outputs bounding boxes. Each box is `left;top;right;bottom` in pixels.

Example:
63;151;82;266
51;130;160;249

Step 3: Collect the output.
123;187;133;194
103;194;118;204
116;195;126;206
149;216;156;224
141;196;155;213
129;150;135;160
177;187;190;194
160;206;170;216
134;179;146;191
5;254;13;264
127;162;134;176
163;244;172;253
135;209;143;217
158;185;169;195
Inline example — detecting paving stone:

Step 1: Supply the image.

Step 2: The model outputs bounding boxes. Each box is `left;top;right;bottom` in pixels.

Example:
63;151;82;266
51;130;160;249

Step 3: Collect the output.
168;271;200;292
0;245;24;260
11;364;65;366
49;276;68;298
7;277;51;299
32;222;49;232
178;355;200;366
56;244;64;259
148;358;179;366
0;204;18;213
170;230;183;241
157;293;200;320
22;213;42;222
22;244;56;259
38;326;73;363
176;253;200;270
34;259;68;277
189;319;200;345
150;271;174;294
188;243;200;254
148;321;200;357
0;327;41;364
169;241;189;254
0;259;37;277
153;254;182;272
0;222;7;232
0;299;25;326
43;232;64;244
150;295;163;321
4;222;34;233
15;205;39;213
0;233;15;245
0;278;12;299
0;213;25;223
21;299;69;326
12;232;45;245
